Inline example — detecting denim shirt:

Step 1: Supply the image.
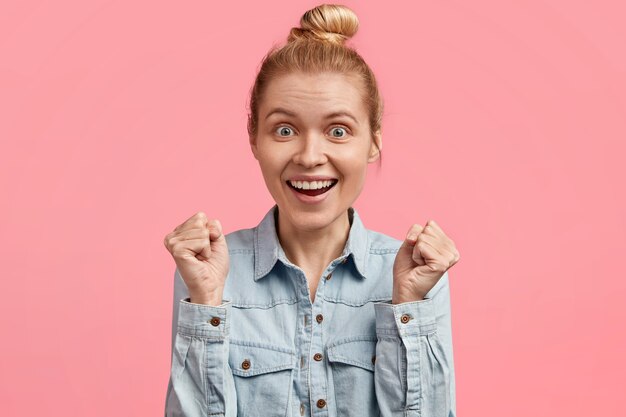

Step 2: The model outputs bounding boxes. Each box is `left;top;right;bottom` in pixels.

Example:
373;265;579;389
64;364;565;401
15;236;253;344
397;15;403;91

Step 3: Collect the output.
164;205;456;417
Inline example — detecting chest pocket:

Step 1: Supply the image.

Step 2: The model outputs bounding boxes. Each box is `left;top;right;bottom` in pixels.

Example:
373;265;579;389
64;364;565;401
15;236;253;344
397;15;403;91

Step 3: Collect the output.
327;338;379;416
228;341;296;417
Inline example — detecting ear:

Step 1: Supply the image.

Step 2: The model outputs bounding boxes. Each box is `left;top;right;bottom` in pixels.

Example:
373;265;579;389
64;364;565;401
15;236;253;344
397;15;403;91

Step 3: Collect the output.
249;133;259;161
367;130;382;163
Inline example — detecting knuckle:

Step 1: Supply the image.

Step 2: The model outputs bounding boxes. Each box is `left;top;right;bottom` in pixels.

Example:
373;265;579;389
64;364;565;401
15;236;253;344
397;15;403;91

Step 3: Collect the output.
428;263;440;272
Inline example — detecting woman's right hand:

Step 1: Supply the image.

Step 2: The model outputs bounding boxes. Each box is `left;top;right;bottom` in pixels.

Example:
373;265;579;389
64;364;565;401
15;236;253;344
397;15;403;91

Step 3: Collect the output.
164;212;229;305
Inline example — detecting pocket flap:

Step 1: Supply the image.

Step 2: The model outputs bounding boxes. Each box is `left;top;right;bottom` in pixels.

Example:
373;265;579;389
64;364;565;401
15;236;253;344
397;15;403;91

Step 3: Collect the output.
229;342;296;377
327;338;377;372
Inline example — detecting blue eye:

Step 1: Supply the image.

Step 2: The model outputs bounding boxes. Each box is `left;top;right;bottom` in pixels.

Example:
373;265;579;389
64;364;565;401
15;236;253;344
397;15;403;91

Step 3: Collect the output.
330;127;348;138
275;126;294;137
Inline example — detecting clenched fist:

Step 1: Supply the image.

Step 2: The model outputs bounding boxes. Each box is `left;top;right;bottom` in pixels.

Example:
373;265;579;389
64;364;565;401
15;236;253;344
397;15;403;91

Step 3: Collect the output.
392;220;460;304
163;212;229;306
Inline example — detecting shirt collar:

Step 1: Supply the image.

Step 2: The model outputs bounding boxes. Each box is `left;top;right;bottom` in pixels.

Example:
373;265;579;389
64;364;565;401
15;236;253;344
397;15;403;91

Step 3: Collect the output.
253;204;369;281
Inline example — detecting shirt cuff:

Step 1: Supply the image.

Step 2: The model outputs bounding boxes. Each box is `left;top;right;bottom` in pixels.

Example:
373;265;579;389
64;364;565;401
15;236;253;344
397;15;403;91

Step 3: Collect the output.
176;298;232;340
374;298;436;337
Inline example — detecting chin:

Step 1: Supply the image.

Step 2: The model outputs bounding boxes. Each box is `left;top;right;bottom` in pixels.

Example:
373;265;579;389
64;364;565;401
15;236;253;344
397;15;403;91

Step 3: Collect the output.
281;202;346;230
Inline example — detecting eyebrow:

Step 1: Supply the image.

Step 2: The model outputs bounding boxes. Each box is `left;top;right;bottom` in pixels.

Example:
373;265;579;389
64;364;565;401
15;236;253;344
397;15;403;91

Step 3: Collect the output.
264;107;359;125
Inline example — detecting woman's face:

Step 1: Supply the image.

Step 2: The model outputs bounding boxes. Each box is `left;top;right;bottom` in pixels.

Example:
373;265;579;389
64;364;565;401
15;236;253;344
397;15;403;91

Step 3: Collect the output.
250;71;382;232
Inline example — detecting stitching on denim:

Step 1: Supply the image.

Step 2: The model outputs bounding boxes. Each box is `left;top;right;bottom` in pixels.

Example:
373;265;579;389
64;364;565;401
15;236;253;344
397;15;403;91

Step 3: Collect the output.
326;335;378;348
231;297;299;309
228;343;296;376
228;249;254;254
400;339;408;406
376;328;402;337
229;339;295;354
202;338;209;413
231;362;295;376
328;355;375;371
327;337;376;371
398;324;437;338
322;296;391;307
177;331;225;341
369;248;401;254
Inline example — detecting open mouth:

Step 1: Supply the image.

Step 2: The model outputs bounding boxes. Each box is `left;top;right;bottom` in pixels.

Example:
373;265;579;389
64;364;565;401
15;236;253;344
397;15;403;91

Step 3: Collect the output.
286;179;338;196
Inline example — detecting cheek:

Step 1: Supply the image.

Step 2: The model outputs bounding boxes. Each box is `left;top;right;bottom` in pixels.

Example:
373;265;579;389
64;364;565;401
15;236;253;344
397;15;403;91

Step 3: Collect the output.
257;150;289;180
338;153;370;177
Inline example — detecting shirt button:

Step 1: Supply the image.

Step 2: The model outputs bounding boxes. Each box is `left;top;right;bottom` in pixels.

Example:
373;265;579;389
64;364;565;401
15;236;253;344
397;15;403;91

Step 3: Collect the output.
209;317;221;326
241;359;251;370
400;314;411;324
372;355;376;365
300;403;305;415
315;314;324;323
341;257;348;264
326;272;332;280
316;399;327;408
313;353;323;361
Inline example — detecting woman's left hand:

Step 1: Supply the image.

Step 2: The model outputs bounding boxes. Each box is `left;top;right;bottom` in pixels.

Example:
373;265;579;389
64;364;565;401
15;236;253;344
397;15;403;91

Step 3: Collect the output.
392;220;460;304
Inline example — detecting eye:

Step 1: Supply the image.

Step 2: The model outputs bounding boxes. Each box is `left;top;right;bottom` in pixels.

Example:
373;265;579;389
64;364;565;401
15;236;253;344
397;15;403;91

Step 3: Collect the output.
275;125;295;137
329;126;349;138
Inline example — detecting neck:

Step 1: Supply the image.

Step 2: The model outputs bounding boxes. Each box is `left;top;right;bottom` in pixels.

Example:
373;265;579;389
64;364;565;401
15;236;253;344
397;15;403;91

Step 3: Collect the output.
276;207;351;274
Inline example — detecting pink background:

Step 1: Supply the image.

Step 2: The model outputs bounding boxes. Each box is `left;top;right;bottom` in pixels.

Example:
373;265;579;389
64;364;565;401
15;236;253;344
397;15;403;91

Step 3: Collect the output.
1;1;624;415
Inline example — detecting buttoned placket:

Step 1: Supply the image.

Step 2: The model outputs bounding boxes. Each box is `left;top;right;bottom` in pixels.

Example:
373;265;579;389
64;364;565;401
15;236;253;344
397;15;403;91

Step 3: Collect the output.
255;206;366;417
308;264;334;417
290;262;311;417
287;256;345;417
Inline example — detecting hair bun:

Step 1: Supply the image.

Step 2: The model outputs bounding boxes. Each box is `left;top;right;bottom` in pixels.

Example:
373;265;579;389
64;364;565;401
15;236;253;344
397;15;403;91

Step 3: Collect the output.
287;4;359;45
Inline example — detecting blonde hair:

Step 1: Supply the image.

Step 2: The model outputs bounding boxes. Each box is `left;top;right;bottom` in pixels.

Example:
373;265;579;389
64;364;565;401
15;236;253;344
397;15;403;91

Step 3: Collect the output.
246;4;383;162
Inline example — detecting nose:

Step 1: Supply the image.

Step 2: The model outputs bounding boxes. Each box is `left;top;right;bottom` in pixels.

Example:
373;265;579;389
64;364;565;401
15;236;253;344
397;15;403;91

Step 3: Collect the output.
291;133;328;168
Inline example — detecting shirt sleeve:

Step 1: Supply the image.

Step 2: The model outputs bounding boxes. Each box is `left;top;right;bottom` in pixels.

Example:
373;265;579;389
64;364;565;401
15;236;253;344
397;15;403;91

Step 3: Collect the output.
164;268;237;417
373;271;456;417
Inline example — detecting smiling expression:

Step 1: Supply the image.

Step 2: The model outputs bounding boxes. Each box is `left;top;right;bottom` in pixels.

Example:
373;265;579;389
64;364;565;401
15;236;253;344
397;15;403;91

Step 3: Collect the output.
250;71;382;232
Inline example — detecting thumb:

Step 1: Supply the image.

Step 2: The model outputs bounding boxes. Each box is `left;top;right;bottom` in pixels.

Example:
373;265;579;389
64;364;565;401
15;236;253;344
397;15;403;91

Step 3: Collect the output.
208;219;223;240
401;224;425;266
208;219;228;253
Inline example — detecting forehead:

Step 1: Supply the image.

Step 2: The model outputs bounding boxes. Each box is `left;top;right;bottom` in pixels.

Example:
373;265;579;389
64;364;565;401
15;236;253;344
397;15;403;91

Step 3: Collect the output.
260;72;367;118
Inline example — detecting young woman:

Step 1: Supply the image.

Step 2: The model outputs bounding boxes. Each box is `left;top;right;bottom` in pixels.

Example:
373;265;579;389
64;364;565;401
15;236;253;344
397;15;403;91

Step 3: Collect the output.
163;4;460;417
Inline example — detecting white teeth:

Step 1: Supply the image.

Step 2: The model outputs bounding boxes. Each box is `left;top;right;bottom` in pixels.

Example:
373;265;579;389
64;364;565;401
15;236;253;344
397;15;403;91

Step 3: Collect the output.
289;180;336;190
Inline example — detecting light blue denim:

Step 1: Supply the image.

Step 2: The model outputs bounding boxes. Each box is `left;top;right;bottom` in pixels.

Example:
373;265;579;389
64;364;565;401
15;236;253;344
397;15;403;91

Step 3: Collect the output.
164;204;456;417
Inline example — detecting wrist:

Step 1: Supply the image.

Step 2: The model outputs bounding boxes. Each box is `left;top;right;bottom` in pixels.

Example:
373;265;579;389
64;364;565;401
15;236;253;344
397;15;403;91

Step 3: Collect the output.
392;289;426;304
392;296;425;304
189;288;224;306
